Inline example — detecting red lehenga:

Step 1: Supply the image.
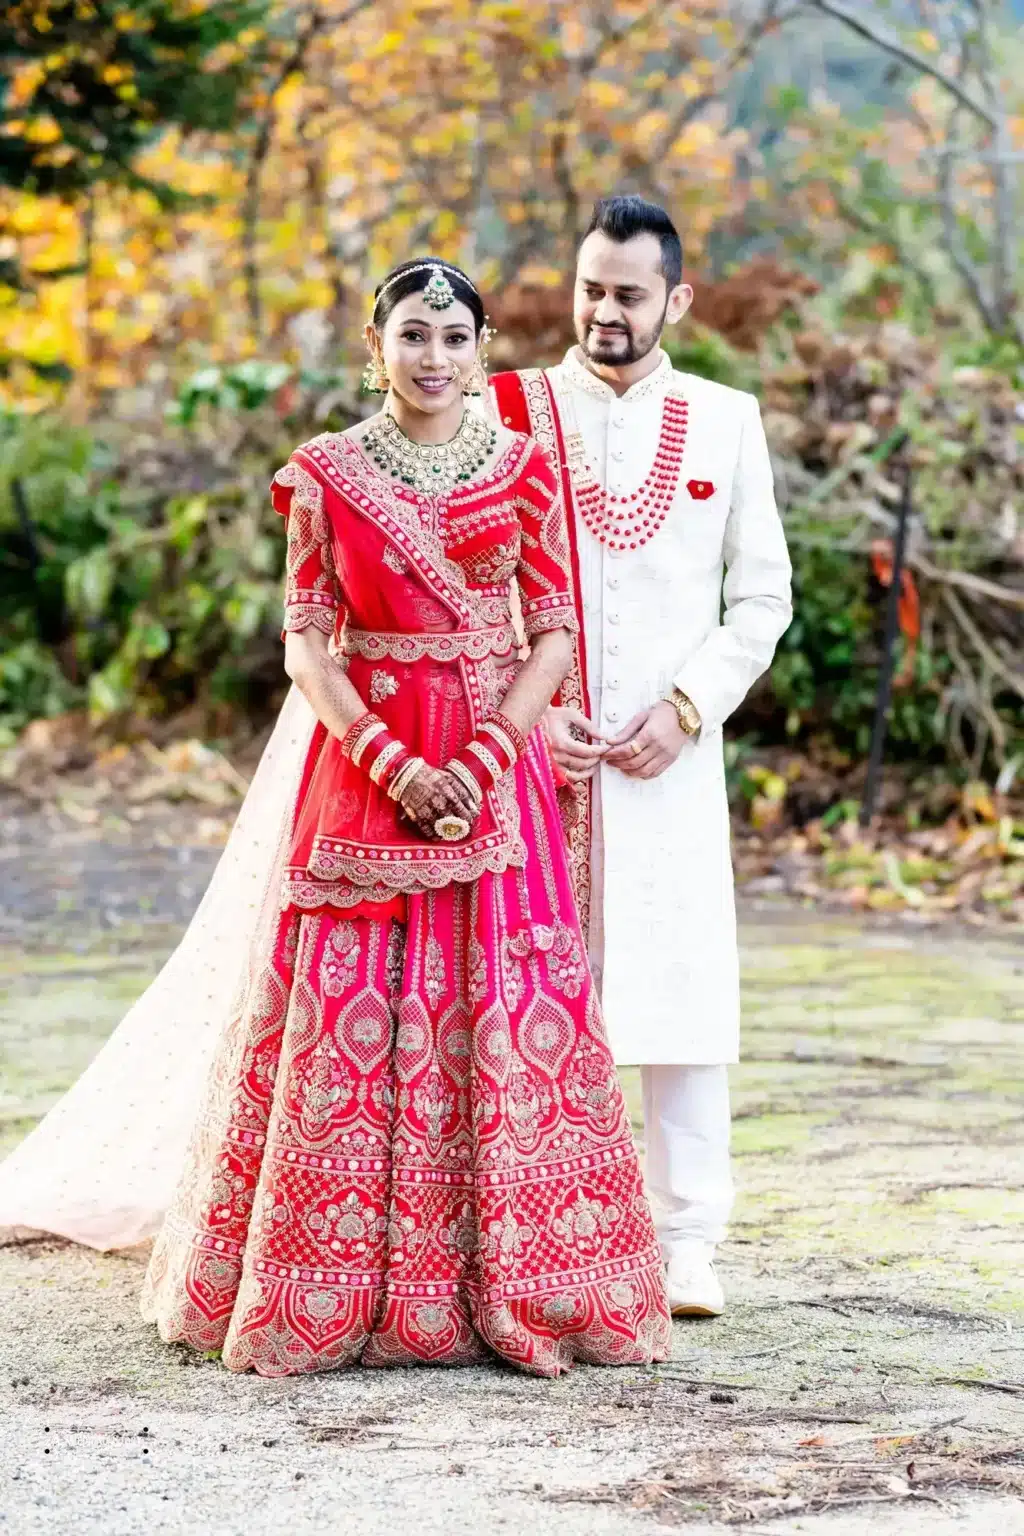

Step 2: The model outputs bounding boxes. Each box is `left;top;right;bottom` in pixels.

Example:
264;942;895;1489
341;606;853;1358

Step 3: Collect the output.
140;426;671;1377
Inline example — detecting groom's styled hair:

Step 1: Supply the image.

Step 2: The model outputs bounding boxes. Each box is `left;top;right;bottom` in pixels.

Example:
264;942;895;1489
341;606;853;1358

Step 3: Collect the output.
583;196;683;291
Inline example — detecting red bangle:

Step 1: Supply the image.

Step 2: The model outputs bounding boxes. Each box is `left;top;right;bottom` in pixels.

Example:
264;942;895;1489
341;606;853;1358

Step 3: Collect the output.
452;746;494;796
340;712;412;791
486;710;527;759
340;712;384;761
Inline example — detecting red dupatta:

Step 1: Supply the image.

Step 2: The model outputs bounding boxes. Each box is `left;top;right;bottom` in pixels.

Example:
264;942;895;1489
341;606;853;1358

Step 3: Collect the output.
490;370;594;934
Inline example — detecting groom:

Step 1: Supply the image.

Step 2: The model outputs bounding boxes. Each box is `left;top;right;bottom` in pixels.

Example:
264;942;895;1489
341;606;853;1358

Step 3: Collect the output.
491;196;792;1316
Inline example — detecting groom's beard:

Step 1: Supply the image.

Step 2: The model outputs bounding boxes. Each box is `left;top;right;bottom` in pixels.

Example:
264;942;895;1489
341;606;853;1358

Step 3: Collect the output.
576;305;667;367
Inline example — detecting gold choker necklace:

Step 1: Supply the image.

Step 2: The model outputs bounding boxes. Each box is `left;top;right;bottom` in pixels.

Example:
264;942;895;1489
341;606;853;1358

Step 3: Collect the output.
363;410;497;495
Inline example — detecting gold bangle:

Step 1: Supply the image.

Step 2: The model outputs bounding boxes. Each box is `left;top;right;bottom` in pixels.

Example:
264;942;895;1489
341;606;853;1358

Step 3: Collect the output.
388;756;425;802
446;757;484;810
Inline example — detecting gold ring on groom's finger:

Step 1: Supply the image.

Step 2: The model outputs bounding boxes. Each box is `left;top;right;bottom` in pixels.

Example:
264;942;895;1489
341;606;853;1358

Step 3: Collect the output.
629;740;642;757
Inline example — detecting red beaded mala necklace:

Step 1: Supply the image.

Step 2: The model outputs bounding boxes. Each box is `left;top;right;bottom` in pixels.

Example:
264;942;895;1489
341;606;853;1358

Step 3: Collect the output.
572;395;689;552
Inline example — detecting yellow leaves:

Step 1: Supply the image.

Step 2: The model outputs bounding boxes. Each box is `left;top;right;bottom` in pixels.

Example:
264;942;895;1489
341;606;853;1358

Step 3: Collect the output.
368;29;404;57
21;117;62;145
519;264;563;288
585;79;627;111
433;210;460;242
1;0;746;403
89;307;119;337
633;110;669;152
5;197;73;237
7;61;48;110
913;28;939;53
744;763;789;831
669;118;719;158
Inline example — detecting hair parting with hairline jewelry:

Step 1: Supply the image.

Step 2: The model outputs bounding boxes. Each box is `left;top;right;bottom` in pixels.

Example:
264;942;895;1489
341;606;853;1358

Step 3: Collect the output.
371;258;487;334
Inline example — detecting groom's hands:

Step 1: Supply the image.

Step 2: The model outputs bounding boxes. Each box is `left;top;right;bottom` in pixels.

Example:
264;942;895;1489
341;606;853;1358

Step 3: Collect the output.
543;706;609;782
603;702;689;780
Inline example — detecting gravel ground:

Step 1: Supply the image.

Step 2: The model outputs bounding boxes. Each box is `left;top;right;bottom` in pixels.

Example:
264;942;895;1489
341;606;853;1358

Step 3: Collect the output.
1;832;1023;1533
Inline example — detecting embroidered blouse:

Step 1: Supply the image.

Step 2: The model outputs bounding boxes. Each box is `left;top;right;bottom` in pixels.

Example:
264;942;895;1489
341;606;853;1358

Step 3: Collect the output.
271;428;577;911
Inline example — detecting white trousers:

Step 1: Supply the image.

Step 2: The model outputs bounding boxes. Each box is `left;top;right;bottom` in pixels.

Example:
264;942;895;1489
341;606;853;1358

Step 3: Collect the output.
641;1064;734;1256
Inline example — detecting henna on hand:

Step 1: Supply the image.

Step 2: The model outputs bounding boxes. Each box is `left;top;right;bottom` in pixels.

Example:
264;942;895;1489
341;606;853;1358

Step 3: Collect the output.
398;764;478;839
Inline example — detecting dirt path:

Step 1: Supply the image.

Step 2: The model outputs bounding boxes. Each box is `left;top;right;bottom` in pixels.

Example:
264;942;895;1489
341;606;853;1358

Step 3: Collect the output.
1;848;1022;1532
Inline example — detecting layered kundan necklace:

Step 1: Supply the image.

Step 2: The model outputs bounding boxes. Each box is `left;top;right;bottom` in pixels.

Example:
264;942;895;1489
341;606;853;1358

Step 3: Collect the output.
363;408;496;496
571;394;690;552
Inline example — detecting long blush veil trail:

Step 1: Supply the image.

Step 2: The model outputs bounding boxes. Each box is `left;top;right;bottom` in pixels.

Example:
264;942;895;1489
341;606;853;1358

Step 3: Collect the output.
0;687;317;1251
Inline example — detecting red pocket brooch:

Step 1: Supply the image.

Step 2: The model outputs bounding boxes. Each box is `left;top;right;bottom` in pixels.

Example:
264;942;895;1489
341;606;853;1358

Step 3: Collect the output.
686;479;715;501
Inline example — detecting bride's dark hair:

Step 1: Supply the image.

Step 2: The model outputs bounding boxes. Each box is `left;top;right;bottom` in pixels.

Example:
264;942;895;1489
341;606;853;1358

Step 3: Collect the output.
371;258;487;334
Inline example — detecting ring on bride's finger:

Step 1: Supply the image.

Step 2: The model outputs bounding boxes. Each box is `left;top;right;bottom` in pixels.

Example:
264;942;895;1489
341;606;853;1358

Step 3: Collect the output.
434;814;470;842
629;740;643;757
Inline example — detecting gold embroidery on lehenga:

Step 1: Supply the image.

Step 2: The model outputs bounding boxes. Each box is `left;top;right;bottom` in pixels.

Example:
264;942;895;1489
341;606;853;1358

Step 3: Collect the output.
368;669;400;704
342;624;516;664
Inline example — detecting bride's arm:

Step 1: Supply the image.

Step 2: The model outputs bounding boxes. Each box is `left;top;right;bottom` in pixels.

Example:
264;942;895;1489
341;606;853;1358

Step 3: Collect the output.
284;629;478;834
284;628;370;737
489;628;574;739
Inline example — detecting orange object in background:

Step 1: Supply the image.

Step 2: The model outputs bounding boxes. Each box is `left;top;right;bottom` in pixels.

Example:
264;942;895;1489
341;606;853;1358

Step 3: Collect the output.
871;539;921;684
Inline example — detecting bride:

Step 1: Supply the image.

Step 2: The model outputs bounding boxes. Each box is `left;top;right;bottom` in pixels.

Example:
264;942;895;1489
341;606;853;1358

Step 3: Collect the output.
0;257;670;1377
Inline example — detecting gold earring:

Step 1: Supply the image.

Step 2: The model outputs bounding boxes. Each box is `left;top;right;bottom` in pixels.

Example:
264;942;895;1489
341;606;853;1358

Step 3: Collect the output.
362;350;389;394
462;359;488;397
466;321;494;396
462;323;492;396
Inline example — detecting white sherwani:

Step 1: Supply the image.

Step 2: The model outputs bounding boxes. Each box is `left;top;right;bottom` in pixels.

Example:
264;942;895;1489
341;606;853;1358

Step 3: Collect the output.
547;349;792;1067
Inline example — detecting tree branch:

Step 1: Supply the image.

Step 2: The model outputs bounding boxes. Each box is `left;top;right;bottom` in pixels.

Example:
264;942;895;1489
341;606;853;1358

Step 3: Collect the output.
650;0;798;169
967;0;1019;336
803;0;997;128
830;186;938;306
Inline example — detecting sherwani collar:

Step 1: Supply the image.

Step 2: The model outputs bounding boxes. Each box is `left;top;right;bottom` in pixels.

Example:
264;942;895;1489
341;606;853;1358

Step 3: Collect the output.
558;346;674;403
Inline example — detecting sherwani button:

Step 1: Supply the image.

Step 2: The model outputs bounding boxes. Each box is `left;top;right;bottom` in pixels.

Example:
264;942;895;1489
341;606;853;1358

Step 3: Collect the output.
608;643;620;656
608;613;619;624
608;577;619;590
606;710;619;722
607;679;619;690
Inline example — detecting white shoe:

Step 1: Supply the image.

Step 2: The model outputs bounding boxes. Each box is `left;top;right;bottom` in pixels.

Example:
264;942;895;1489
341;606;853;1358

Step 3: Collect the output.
665;1247;725;1318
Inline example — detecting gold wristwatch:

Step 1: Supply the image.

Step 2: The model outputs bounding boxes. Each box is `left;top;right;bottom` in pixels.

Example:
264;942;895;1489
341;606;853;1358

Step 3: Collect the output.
665;687;702;738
